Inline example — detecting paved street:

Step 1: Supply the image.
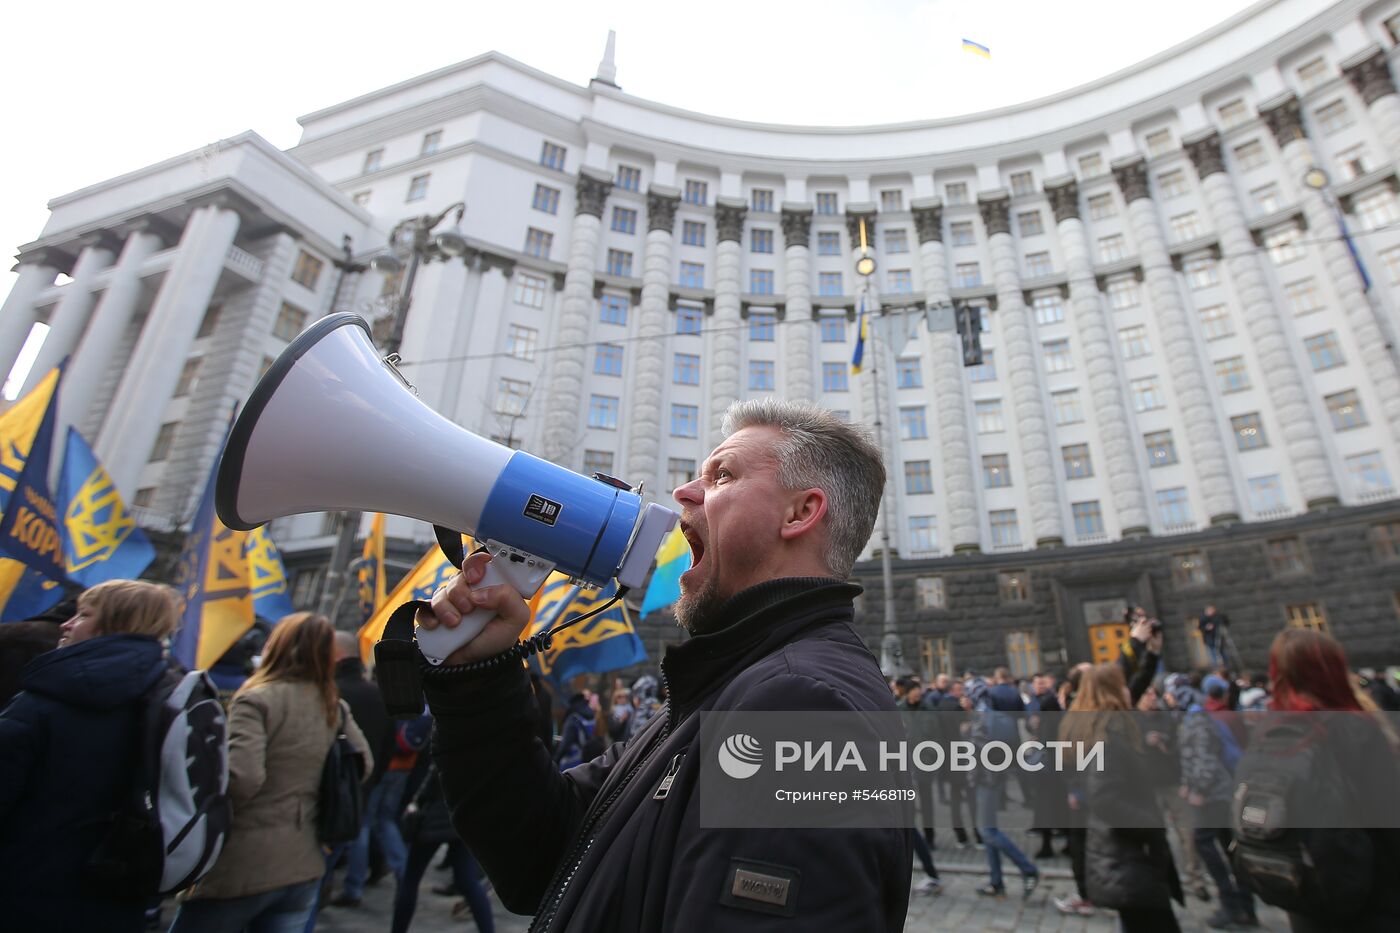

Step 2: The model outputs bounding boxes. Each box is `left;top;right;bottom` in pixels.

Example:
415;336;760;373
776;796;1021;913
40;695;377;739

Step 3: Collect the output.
306;836;1290;933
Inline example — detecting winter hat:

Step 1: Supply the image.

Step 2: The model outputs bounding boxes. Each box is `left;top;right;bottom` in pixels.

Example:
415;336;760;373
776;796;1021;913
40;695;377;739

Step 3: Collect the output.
1202;674;1230;699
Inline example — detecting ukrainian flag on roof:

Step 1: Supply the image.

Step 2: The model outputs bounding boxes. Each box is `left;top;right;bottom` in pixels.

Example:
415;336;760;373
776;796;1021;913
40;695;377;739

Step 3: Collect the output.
962;39;991;59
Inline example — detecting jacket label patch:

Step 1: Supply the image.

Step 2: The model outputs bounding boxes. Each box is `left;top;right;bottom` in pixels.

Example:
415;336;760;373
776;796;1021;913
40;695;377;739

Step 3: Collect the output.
719;859;800;916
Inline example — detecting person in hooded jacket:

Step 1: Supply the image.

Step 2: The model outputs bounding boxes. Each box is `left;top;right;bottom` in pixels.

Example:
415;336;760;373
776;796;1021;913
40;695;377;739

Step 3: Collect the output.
0;580;180;933
554;691;600;770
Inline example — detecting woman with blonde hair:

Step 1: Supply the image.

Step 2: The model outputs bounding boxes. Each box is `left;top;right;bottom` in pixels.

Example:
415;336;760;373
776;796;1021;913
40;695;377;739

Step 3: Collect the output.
170;612;371;933
0;580;180;932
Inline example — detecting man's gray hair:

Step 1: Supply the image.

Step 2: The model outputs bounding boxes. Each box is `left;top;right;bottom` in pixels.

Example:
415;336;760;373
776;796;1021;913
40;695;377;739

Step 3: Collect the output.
721;399;885;576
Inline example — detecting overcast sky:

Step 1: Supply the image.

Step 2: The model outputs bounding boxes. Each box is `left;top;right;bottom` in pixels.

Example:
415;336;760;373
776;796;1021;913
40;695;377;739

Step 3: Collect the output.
4;0;1262;300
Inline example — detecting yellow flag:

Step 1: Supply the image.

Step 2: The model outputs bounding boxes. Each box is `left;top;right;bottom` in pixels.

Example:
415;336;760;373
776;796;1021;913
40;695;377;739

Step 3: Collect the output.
357;534;471;664
0;367;61;508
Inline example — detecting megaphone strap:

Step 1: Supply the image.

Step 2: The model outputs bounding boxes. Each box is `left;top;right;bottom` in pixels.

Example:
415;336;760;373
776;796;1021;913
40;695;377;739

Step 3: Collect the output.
433;526;469;568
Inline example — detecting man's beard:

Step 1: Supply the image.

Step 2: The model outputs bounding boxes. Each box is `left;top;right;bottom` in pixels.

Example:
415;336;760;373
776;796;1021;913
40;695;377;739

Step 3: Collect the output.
673;575;728;635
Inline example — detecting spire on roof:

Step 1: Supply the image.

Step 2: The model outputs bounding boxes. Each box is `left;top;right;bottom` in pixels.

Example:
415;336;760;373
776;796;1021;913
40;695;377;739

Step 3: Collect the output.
592;30;619;88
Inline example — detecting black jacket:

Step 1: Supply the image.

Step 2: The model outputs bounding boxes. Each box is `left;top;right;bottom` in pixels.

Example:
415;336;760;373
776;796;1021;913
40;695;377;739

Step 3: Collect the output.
0;635;168;933
426;578;911;932
336;656;395;787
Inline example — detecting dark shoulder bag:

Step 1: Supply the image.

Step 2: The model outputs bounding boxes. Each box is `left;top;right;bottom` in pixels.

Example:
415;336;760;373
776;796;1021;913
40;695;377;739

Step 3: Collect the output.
317;704;366;844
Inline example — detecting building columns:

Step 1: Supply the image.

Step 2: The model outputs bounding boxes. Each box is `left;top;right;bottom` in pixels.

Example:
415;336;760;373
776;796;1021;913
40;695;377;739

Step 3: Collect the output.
541;169;611;467
1344;50;1400;164
625;187;679;492
0;254;61;391
20;234;119;397
1113;158;1240;525
1045;179;1152;536
1184;132;1340;510
913;198;981;552
980;193;1064;547
781;205;815;402
708;197;746;444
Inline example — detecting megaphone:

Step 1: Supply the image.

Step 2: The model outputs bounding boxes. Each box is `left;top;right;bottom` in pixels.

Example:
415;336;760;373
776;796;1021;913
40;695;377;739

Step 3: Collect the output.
216;313;678;664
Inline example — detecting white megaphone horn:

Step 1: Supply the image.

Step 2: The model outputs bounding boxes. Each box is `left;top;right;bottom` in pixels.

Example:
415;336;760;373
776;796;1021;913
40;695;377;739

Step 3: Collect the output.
216;313;678;664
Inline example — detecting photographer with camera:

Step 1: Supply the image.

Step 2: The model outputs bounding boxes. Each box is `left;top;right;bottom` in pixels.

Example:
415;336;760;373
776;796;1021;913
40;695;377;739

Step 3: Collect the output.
1120;608;1164;706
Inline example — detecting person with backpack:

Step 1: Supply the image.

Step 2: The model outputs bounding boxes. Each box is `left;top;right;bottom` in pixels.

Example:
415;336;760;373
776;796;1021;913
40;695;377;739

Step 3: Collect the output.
1231;628;1400;932
170;612;371;933
0;580;181;933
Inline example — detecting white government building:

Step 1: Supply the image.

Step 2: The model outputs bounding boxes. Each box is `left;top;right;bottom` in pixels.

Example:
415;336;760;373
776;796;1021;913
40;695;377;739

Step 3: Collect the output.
5;0;1400;614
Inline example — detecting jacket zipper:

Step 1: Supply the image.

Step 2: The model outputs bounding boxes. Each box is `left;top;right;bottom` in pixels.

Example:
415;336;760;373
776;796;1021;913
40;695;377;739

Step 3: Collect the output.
528;669;673;933
652;753;684;800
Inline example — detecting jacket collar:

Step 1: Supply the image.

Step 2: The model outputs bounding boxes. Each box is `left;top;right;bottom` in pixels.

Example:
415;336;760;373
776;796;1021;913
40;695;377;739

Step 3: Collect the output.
660;577;861;723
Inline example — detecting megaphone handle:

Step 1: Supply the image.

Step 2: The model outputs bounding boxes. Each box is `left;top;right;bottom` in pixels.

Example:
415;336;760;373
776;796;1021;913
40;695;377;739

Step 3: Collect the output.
415;551;554;666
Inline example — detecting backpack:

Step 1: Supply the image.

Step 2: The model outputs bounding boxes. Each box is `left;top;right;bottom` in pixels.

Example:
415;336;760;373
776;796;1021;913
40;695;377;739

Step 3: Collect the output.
84;669;230;898
317;703;366;844
1231;718;1373;921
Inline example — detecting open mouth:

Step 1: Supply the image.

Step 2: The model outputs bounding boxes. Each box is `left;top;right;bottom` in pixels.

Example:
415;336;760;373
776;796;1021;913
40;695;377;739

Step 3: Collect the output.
681;521;705;570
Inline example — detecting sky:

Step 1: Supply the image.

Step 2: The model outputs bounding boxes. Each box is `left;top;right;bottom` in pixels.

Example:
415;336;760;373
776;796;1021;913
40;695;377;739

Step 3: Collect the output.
2;0;1264;303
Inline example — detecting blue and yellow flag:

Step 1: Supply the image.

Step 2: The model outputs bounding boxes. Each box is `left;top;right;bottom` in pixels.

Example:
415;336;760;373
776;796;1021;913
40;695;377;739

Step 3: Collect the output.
526;573;645;685
245;525;294;622
170;417;254;671
0;367;61;514
357;533;472;664
58;428;155;588
0;560;65;622
0;364;64;582
357;513;387;623
640;526;691;615
851;295;868;374
962;38;991;59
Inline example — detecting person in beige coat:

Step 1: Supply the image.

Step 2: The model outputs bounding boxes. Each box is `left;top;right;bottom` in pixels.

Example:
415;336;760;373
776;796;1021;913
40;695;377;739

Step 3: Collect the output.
170;612;371;933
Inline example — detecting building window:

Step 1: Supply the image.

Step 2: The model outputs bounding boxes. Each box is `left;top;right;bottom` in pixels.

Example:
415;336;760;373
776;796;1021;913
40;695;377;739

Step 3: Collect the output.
671;404;699;437
1284;279;1322;315
1169;212;1202;242
513;272;547;309
815;192;840;215
673;352;700;385
1088;193;1117;219
362;148;383;173
524;228;553;258
290;250;324;290
1130;376;1164;412
908;515;937;553
1325;389;1367;430
1119;325;1150;359
816;231;842;255
668;458;696;489
1315;99;1351;135
990;511;1022;549
1052;389;1083;425
1033;293;1064;325
750;312;776;342
1337;144;1371;180
1372;521;1400;560
680;220;706;247
682;179;708;206
679;261;704;288
751;188;774;212
616;164;641;191
273;302;307;341
133;487;155;508
1265;226;1304;265
1251;184;1281;214
599;293;628;324
750;228;775;254
954;263;981;287
818;272;843;296
749;269;774;295
1354;189;1400;231
820;315;846;343
611;206;637;234
822;361;849;392
1232;413;1267;450
1215;356;1250;393
494;378;530;416
1072;501;1105;537
885;229;909;253
1218;98;1249;128
1009;172;1035;196
1233;140;1268;171
887;269;913;293
916;577;946;610
1025;251;1053;277
594;343;623;377
583;449;614;476
1297;55;1330;90
880;189;905;211
950;222;976;247
905;460;933;494
588;395;619;429
1096;281;1137;316
1198;304;1233;340
1157;487;1192;527
1304;331;1345;370
676;304;703;335
532;184;561;214
1098;235;1127;262
900;406;928;440
945;182;969;204
1005;631;1039;679
1185;256;1219;289
606;249;633;277
1062;444;1093;479
999;570;1030;603
1385;248;1400;286
748;359;775;391
540;141;567;170
173;357;201;398
921;636;954;678
1346;451;1394;497
1285;602;1328;632
975;399;1004;434
1249;475;1287;514
1043;338;1073;373
1158;170;1188;199
1145;129;1174;157
1144;430;1179;467
1017;210;1044;237
983;453;1012;488
406;174;429;202
1172;551;1211;587
968;349;997;383
505;324;538;361
1078;153;1105;178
